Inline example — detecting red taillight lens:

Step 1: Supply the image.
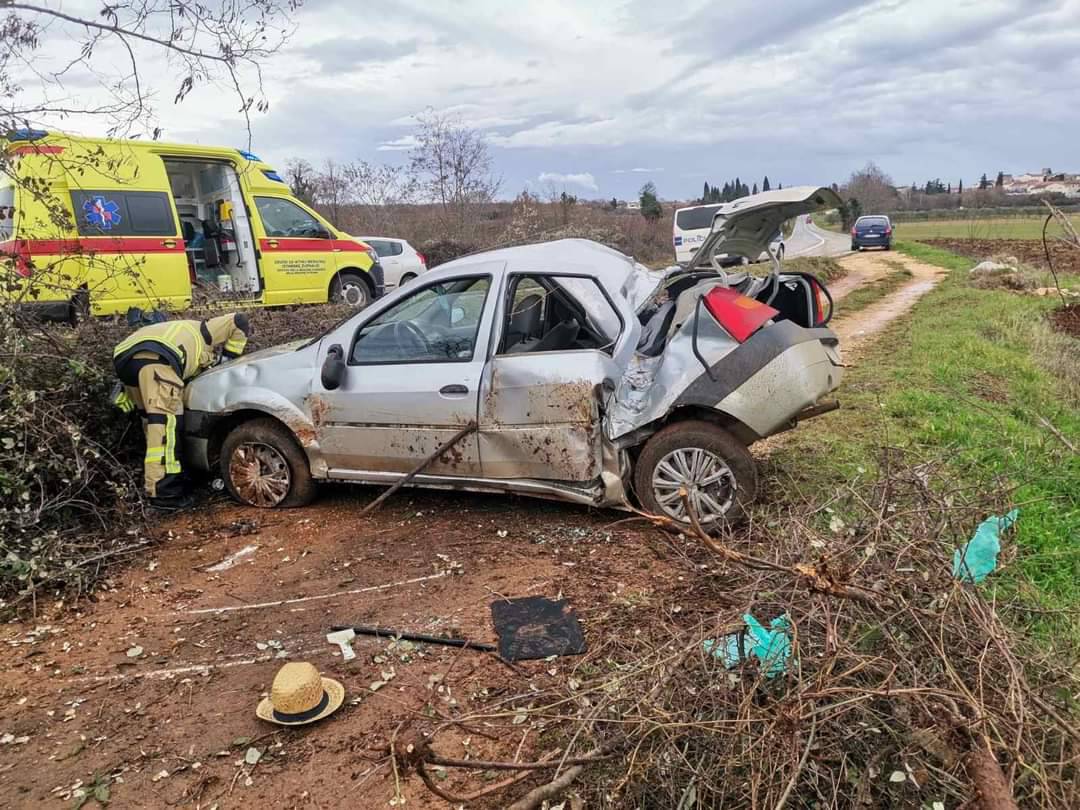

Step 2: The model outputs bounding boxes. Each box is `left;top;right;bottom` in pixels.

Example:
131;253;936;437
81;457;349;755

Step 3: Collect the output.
702;286;778;342
850;226;856;236
884;227;892;235
811;279;828;325
417;252;426;265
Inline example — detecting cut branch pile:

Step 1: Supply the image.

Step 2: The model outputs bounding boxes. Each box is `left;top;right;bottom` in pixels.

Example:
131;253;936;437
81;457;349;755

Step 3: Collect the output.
398;449;1077;808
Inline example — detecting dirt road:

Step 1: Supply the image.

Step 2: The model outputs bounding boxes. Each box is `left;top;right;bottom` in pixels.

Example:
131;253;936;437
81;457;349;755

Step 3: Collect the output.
0;247;951;808
827;249;949;351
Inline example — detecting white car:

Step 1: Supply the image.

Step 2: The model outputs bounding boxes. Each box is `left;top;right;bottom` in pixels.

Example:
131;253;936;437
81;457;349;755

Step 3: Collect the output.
358;237;427;289
674;199;785;265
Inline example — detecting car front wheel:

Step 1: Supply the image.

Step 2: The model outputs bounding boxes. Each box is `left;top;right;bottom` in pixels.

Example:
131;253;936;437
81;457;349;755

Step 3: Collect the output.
220;418;317;508
330;270;372;308
634;420;758;526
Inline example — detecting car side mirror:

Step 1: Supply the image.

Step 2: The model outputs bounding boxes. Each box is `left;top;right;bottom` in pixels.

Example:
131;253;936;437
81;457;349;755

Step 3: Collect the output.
450;306;465;325
321;344;346;390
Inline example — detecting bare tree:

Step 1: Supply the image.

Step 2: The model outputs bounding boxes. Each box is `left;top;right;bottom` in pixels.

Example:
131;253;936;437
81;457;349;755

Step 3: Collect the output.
408;109;500;234
844;161;897;215
284;158;318;206
313;159;351;228
349;161;416;233
2;2;300;142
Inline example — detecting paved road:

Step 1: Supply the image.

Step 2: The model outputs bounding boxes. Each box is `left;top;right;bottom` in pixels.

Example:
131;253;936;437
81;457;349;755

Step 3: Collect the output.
786;216;851;258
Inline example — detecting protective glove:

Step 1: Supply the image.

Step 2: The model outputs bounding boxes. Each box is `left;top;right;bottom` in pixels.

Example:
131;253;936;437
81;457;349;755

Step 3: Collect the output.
110;382;135;413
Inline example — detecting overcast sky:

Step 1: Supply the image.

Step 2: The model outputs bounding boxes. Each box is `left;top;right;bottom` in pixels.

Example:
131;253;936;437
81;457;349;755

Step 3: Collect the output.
24;0;1080;200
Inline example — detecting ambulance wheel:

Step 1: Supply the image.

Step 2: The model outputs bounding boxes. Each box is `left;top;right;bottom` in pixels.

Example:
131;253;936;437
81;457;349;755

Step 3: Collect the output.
221;418;316;508
634;420;757;527
330;271;372;308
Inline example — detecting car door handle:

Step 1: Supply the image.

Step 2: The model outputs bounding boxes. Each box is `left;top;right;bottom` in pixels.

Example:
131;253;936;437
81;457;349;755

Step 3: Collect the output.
439;384;469;395
267;239;279;248
162;239;177;248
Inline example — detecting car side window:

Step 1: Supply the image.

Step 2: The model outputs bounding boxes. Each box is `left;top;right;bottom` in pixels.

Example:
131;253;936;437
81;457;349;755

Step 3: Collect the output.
388;241;404;256
365;239;391;257
351;275;491;364
499;274;621;355
255;197;328;238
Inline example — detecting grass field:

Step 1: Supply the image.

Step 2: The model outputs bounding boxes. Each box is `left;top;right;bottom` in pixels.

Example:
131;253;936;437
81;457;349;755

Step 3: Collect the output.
770;240;1080;643
813;213;1080;240
895;215;1080;240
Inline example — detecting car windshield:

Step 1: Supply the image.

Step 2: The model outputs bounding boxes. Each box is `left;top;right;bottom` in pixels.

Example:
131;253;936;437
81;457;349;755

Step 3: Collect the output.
676;205;721;231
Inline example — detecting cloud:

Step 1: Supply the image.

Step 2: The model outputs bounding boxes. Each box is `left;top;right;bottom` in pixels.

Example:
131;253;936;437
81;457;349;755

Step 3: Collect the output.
537;172;598;191
297;36;421;73
23;0;1080;202
376;135;420;152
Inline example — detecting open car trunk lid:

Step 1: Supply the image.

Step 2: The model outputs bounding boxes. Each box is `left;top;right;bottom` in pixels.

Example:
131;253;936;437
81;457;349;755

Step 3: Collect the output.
686;186;844;268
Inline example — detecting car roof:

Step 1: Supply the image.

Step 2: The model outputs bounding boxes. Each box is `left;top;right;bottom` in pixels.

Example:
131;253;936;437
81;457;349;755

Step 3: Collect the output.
429;238;663;307
359;235;407;242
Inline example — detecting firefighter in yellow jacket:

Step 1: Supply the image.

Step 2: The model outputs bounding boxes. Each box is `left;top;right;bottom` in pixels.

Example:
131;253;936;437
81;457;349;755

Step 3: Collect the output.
113;313;251;508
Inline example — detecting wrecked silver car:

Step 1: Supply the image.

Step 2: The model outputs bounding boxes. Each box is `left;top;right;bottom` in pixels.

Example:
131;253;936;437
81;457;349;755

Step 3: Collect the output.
183;186;844;524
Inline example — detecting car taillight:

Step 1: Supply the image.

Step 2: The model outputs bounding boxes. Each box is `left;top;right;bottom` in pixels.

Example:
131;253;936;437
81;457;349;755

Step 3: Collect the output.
850;226;856;237
811;279;829;326
884;226;892;235
417;251;426;266
702;286;778;343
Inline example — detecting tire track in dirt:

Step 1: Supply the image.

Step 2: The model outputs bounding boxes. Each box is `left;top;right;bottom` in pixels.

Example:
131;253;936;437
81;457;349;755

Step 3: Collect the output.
827;250;950;356
756;250;949;457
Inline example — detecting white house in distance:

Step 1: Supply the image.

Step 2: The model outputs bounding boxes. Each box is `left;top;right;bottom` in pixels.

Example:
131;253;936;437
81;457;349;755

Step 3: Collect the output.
1002;169;1080;197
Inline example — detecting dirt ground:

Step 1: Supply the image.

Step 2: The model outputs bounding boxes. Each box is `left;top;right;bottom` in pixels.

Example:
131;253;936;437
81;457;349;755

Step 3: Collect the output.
1;488;709;808
923;237;1080;275
0;248;952;808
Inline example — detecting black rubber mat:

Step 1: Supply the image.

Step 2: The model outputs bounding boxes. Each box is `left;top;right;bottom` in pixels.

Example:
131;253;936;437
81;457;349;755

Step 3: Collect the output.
490;596;587;661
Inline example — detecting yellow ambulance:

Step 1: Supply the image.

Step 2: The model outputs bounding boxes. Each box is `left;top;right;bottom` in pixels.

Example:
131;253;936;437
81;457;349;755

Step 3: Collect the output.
0;129;384;319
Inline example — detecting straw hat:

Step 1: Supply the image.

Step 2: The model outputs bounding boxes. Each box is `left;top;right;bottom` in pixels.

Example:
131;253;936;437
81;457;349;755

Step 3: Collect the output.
256;662;345;726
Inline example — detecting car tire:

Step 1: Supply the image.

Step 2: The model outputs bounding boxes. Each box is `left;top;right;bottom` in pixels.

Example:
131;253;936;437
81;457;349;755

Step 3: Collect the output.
399;272;417;286
634;420;758;526
220;417;317;508
330;270;372;308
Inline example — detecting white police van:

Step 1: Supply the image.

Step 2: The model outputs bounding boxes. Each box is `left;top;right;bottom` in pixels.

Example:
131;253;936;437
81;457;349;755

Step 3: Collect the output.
674;202;785;265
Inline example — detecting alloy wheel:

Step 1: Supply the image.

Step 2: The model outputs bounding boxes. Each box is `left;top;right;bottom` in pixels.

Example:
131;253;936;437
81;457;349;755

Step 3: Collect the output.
651;447;736;524
229;442;292;507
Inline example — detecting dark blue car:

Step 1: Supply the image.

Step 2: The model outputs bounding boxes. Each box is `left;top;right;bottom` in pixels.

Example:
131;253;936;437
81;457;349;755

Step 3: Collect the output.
851;215;892;251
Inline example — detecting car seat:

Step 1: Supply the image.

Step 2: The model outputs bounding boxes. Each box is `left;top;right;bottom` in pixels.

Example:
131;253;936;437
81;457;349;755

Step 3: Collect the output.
504;294;543;352
530;318;580;352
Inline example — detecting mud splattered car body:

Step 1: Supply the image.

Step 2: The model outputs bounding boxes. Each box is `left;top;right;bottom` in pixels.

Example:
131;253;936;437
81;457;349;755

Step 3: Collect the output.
184;186;844;523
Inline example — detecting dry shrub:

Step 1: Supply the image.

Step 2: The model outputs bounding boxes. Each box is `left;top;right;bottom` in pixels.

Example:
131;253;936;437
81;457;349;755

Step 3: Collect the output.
433;451;1077;809
0;300;353;610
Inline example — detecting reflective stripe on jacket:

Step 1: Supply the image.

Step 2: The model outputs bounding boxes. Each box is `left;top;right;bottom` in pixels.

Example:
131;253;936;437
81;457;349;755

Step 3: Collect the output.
113;313;250;381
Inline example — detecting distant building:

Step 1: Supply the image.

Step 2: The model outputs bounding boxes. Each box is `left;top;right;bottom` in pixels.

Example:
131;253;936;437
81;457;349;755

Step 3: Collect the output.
1002;168;1080;197
626;200;641;210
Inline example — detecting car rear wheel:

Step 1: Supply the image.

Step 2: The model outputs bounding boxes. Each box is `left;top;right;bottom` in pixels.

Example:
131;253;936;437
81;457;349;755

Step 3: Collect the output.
634;420;757;526
399;272;417;286
330;270;372;308
220;418;317;508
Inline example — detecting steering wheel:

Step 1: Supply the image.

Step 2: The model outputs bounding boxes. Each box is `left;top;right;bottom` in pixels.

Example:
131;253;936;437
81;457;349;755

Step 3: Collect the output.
392;320;432;356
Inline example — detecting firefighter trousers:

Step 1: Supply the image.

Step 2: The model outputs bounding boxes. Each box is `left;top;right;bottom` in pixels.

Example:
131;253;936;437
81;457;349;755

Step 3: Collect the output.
122;357;186;498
